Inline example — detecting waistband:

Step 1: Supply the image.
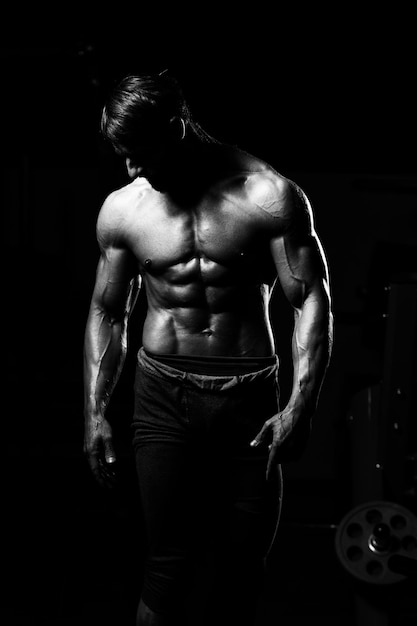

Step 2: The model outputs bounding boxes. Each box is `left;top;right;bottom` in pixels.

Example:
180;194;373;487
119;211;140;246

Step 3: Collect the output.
145;350;276;376
137;347;279;392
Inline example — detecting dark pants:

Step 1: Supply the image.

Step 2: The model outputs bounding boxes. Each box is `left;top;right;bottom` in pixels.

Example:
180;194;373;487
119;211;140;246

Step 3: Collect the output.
132;348;283;624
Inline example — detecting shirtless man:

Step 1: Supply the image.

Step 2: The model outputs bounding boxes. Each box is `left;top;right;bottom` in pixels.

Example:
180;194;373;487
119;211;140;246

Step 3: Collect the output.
83;73;333;626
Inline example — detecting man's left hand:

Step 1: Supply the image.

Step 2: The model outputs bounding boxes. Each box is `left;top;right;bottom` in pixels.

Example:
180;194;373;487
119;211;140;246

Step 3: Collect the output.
250;408;312;479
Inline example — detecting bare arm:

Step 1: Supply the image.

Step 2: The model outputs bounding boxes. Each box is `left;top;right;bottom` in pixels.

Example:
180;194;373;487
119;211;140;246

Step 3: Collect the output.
251;181;333;475
83;202;140;486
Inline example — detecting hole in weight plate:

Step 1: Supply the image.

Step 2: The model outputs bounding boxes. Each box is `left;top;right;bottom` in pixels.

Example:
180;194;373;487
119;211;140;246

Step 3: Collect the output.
390;514;407;531
402;535;417;552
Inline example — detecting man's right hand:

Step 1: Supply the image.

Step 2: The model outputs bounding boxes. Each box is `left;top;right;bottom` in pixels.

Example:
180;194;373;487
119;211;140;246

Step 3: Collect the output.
84;416;117;488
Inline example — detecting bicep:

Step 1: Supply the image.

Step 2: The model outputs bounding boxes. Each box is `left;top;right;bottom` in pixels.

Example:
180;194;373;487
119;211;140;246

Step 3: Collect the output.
271;232;330;311
268;181;330;309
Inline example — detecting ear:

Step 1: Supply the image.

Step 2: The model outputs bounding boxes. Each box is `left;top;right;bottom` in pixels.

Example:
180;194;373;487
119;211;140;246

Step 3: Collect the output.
125;157;141;179
169;116;186;141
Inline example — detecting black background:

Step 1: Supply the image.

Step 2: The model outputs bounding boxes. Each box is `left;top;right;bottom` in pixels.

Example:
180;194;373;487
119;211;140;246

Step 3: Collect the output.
3;12;417;625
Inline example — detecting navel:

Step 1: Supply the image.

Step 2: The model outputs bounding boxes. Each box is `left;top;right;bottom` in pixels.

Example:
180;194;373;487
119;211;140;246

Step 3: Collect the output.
201;328;213;336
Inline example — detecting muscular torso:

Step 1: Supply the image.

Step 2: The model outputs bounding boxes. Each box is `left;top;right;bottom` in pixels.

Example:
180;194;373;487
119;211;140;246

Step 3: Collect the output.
102;147;289;357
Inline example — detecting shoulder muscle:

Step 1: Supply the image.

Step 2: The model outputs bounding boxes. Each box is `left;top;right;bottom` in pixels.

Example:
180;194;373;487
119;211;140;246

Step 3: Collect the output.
96;178;149;250
244;170;314;238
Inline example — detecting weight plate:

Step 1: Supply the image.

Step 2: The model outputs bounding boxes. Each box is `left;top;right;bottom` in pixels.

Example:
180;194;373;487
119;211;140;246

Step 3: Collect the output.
335;500;417;585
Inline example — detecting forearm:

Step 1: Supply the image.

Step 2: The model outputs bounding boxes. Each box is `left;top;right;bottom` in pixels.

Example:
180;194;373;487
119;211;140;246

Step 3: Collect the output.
83;306;127;421
287;289;333;417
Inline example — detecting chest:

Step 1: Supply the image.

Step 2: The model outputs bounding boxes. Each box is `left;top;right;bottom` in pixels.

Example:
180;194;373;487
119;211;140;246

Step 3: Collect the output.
128;196;264;271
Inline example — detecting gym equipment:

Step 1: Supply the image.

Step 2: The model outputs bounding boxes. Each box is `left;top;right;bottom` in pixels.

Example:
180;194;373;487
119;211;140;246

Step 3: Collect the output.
335;500;417;585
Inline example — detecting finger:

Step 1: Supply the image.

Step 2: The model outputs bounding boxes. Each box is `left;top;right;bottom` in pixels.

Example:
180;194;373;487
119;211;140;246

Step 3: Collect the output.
250;422;270;448
266;442;278;481
88;452;101;480
91;458;108;488
87;445;113;488
104;440;117;465
98;458;117;489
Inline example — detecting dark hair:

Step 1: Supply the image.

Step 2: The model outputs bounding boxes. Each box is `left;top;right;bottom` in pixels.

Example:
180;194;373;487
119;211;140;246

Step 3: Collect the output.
101;73;215;158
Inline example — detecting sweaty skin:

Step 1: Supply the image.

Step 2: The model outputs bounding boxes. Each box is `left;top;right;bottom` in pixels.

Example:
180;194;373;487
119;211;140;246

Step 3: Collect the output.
83;144;333;486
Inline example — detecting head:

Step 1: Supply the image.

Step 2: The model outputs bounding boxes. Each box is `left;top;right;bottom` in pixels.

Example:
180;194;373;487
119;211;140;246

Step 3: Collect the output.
101;73;213;180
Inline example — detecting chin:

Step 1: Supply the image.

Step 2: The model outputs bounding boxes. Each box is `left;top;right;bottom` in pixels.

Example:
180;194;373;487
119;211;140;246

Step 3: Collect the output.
147;169;174;192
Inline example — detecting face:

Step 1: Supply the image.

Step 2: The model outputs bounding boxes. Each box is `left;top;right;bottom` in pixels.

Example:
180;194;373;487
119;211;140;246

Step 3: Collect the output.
125;117;186;183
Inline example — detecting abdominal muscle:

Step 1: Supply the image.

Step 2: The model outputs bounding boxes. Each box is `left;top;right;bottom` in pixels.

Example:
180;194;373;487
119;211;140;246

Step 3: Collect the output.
140;281;276;357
